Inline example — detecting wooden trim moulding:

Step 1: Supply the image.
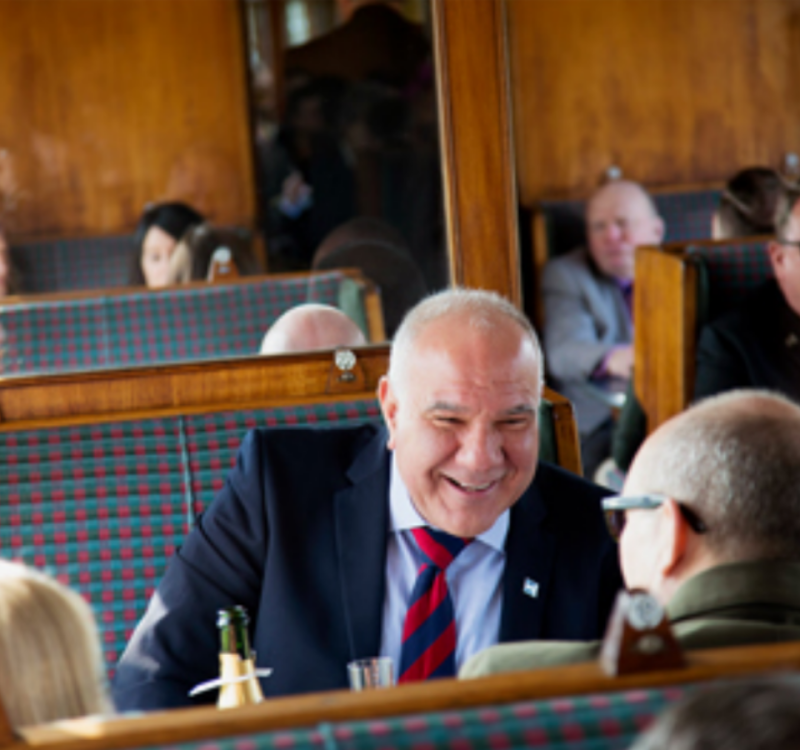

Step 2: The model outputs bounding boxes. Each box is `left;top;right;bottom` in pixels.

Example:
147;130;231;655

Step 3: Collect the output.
13;641;800;750
0;347;390;431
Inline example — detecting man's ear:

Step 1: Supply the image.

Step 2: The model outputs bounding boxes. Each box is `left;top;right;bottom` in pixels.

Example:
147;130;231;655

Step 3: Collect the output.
656;498;689;578
377;376;398;450
768;240;785;277
653;216;666;244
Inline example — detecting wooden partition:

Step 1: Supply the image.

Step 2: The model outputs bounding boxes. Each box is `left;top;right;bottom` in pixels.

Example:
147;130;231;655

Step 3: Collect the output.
434;0;521;304
9;641;800;750
0;347;389;431
634;246;698;432
0;0;255;238
508;0;800;202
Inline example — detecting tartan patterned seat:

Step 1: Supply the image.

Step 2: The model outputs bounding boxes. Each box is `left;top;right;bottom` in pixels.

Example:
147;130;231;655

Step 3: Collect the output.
686;240;772;327
0;418;188;670
184;400;384;517
11;234;135;293
122;686;687;750
537;189;721;260
0;271;360;374
0;396;387;677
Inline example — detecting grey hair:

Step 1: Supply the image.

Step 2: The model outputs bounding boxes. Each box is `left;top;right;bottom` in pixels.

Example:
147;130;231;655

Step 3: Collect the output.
631;676;800;750
388;287;544;398
640;390;800;561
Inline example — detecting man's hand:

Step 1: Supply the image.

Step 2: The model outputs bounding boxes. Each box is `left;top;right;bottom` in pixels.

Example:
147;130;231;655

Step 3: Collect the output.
605;344;634;380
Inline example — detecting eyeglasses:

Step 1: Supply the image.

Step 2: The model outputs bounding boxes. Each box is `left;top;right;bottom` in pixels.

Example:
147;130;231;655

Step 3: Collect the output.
777;238;800;249
601;493;708;542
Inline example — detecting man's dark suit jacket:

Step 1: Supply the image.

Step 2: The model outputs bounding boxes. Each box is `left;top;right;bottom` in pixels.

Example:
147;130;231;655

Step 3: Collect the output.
694;279;800;402
112;424;622;711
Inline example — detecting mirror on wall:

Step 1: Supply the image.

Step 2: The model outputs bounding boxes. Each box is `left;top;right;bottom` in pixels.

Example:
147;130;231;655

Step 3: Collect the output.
0;0;449;375
245;0;447;307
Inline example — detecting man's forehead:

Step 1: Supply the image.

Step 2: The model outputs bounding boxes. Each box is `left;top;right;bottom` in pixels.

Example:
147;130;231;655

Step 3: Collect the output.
588;184;651;220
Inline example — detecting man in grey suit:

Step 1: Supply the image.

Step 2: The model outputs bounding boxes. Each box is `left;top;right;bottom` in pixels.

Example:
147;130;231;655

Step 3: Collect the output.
461;390;800;678
542;181;664;476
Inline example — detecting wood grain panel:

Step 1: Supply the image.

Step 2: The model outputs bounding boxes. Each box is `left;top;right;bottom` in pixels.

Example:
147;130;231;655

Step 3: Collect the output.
545;388;583;476
0;0;255;237
634;246;697;432
14;640;800;750
0;347;391;430
508;0;800;202
434;0;521;304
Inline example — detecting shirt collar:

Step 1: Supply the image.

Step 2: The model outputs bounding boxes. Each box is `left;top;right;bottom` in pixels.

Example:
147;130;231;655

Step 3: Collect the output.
388;452;509;552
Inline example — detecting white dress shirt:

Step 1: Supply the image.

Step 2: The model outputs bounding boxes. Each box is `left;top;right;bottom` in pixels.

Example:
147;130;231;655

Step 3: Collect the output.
379;453;508;672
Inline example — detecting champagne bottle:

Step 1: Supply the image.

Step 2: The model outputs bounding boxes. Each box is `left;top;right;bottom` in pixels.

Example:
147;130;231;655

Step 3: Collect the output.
216;605;264;709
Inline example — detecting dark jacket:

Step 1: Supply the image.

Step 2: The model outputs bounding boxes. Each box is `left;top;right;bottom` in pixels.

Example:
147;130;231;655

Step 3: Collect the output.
694;279;800;402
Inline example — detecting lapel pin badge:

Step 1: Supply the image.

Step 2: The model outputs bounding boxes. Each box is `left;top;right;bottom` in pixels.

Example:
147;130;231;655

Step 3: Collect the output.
523;578;539;599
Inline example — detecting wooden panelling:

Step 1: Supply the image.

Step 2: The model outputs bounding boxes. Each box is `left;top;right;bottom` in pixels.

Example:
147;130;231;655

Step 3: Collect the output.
434;0;521;305
0;0;255;237
545;388;583;476
634;246;697;432
508;0;800;202
12;640;800;750
0;347;391;430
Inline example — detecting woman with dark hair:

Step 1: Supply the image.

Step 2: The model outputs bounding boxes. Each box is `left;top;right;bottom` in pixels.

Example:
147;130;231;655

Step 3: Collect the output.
130;202;204;287
171;223;262;282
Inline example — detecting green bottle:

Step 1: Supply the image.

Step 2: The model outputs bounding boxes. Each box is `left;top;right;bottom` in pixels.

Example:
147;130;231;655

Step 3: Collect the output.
216;605;264;708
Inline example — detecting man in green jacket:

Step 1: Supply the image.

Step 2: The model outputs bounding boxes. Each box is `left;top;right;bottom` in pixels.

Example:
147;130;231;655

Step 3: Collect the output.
461;389;800;678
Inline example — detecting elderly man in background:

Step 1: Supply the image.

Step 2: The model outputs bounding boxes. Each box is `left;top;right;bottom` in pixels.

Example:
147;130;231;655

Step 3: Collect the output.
113;288;621;709
462;389;800;677
543;180;664;476
259;303;367;354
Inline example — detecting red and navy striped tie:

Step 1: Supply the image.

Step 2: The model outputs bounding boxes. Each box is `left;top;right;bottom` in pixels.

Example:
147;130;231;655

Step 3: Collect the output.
398;527;471;683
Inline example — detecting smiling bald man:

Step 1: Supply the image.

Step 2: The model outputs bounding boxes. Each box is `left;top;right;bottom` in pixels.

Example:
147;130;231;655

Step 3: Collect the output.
113;288;621;709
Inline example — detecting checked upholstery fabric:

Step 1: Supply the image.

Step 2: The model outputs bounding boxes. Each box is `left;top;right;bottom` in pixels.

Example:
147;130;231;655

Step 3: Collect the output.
0;271;351;374
0;399;382;676
399;528;472;683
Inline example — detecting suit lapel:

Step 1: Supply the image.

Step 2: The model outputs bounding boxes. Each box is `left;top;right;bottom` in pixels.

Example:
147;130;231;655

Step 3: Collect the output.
500;479;556;642
334;428;391;661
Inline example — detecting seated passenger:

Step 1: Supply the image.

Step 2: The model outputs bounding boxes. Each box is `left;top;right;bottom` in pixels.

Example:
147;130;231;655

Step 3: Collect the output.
694;188;800;401
542;180;664;477
259;303;366;353
461;390;800;677
170;223;262;283
711;166;783;240
0;559;112;727
129;202;204;288
113;288;621;709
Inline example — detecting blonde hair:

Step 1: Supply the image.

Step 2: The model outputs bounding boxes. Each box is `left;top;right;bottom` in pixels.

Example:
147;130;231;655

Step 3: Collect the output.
0;560;112;728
